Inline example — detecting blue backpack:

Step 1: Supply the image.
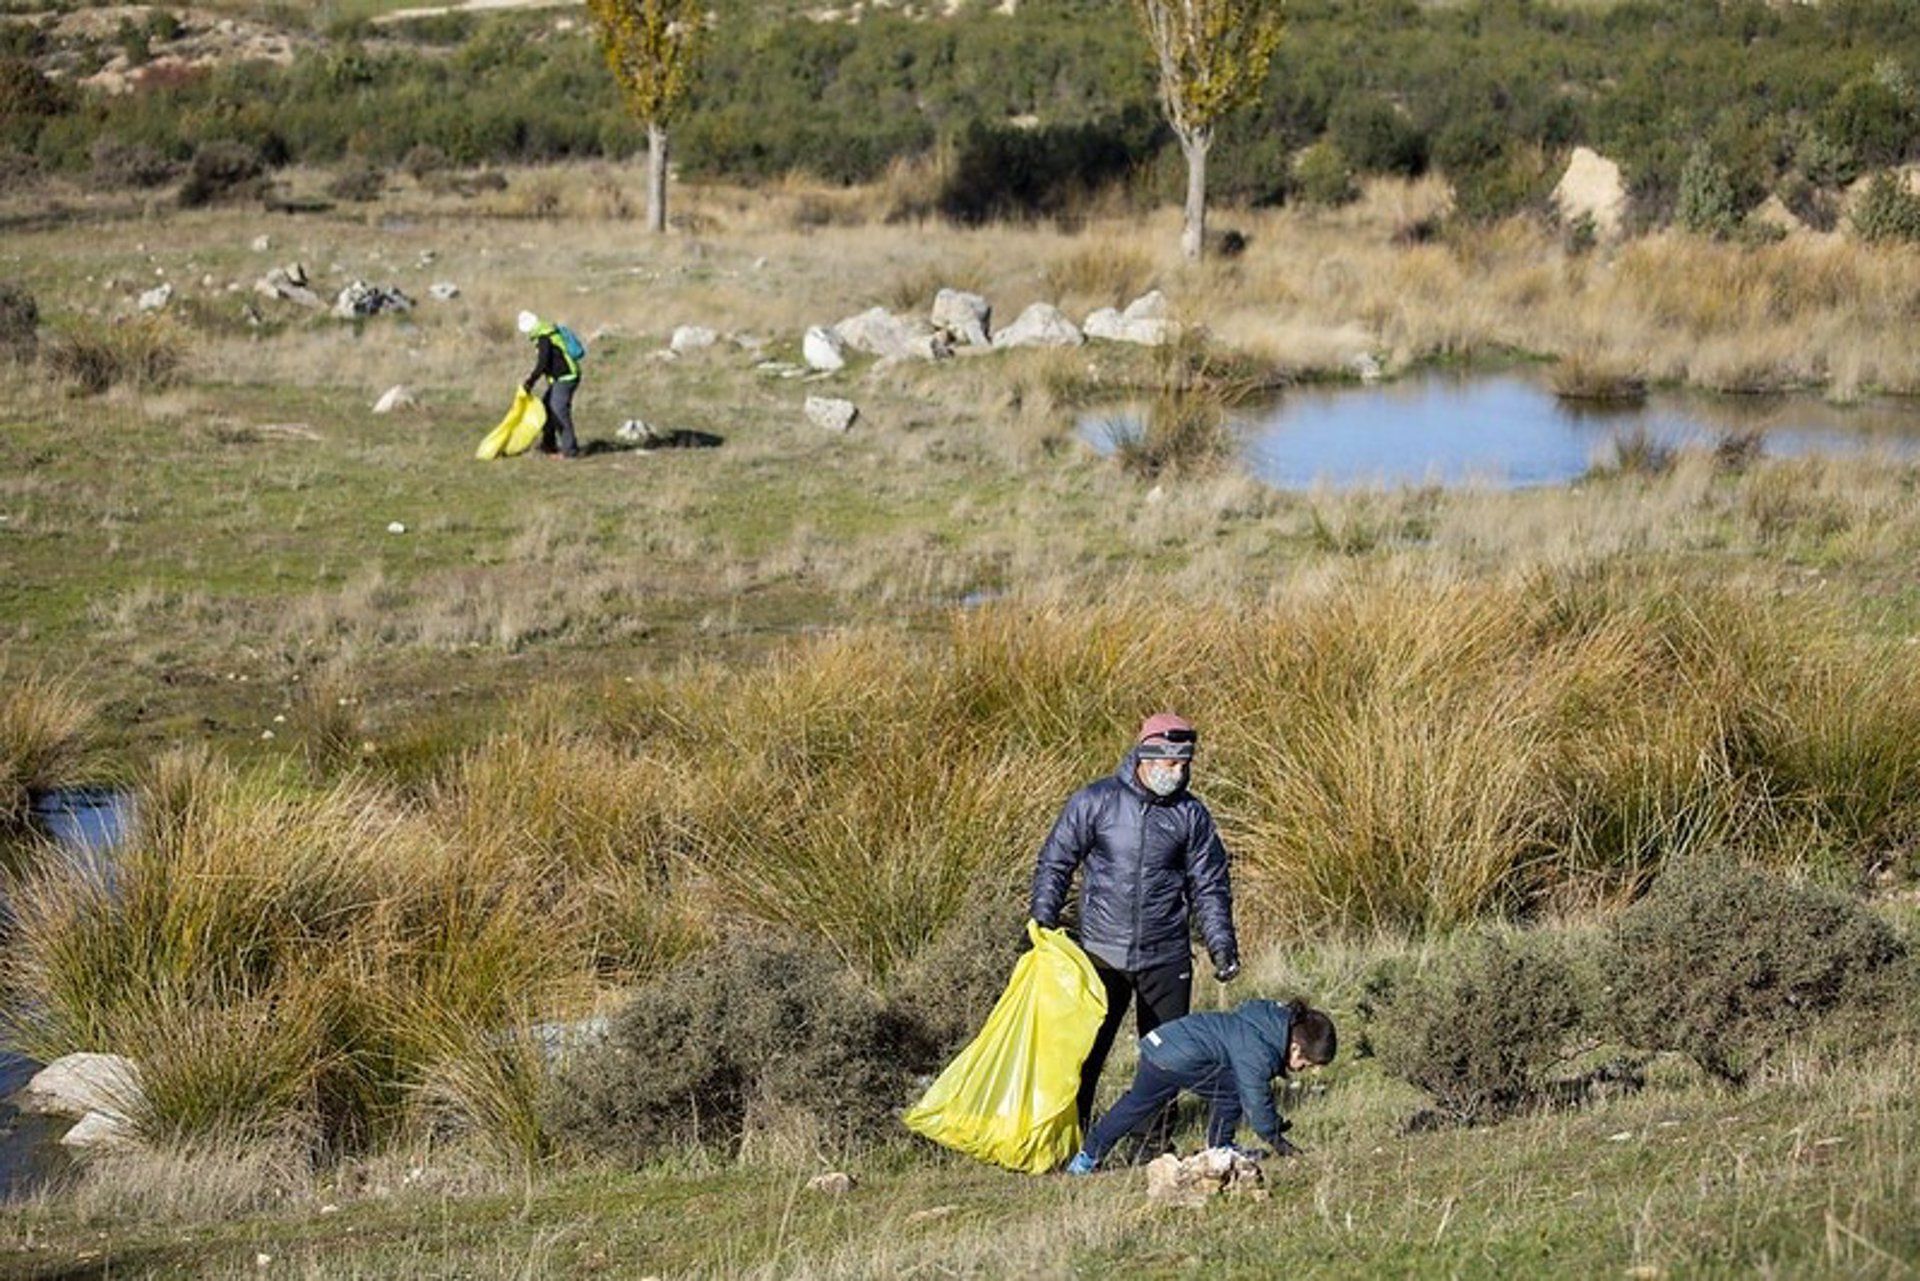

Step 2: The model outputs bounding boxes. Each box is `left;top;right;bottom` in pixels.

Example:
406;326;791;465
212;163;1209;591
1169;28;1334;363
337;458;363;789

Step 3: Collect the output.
554;323;587;363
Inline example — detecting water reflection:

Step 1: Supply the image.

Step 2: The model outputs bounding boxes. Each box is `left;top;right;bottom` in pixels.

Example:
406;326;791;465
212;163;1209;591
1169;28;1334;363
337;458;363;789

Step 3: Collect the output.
1086;375;1920;490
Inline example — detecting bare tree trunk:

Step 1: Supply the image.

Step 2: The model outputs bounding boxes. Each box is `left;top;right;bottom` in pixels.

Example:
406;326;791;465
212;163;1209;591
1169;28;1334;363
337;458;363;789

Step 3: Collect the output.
646;121;669;234
1180;129;1210;262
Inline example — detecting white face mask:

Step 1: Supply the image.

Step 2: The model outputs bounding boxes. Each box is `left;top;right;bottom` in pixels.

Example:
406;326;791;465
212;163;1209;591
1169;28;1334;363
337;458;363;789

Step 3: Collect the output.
1141;760;1188;797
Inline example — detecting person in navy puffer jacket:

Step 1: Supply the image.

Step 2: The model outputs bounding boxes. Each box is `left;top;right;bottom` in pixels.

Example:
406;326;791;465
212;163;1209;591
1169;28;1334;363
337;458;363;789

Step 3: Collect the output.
1029;711;1241;1136
1065;999;1337;1173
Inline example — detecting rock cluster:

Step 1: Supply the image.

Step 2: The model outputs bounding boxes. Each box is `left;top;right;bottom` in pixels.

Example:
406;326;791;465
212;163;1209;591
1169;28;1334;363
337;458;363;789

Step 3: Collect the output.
1143;1148;1269;1208
334;280;415;320
13;1052;145;1153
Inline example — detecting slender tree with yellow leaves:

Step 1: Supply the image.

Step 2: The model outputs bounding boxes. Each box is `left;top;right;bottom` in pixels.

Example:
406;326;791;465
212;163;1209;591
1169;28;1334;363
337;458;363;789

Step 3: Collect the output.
1133;0;1285;261
586;0;705;234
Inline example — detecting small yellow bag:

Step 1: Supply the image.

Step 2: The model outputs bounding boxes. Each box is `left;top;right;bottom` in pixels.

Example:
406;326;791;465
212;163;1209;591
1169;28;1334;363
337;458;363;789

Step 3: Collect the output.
903;922;1108;1174
475;388;548;460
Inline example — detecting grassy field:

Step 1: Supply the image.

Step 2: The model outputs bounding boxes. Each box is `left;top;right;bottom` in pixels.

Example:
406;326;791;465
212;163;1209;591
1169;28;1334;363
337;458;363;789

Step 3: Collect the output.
5;163;1920;1276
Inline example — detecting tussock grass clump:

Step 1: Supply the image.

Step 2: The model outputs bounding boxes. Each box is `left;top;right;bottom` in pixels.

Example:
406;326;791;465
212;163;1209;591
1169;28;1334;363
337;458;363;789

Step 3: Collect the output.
1608;862;1910;1084
177;141;264;209
0;672;93;827
46;318;183;396
550;938;920;1160
1041;240;1156;310
1549;350;1647;403
1366;932;1595;1125
0;279;38;364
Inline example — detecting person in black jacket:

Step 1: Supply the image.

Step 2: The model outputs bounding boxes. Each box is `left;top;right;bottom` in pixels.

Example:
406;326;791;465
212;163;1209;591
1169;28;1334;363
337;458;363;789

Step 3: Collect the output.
1064;999;1336;1174
517;309;582;459
1029;711;1241;1137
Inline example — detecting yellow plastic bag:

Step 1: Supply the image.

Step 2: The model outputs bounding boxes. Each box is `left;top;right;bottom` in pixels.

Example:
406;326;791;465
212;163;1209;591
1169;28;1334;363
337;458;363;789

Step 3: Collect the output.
903;922;1108;1174
475;388;547;460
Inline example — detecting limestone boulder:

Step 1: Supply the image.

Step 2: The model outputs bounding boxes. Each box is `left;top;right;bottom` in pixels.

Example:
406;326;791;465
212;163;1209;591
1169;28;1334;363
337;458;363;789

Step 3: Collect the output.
832;307;945;361
255;263;324;310
803;325;848;372
670;325;719;355
1552;147;1629;242
372;385;417;414
15;1053;142;1120
1144;1148;1268;1208
991;302;1083;350
930;288;992;348
805;396;859;433
137;283;173;313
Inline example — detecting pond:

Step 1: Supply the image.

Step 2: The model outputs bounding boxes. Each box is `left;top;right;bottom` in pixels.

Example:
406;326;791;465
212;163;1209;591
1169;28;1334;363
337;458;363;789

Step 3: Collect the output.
1086;374;1920;490
0;788;134;1199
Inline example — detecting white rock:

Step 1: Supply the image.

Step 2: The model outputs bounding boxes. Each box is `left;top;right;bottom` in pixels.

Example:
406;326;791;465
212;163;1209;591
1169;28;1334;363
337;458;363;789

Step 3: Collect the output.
137;283;173;313
372;385;416;414
616;418;659;444
17;1054;142;1119
61;1109;140;1152
832;306;942;361
255;264;323;310
806;1171;856;1195
992;302;1083;349
1122;290;1169;321
251;234;272;253
427;282;461;302
1348;352;1384;383
1553;147;1629;242
805;396;859;433
387;521;407;535
669;325;719;355
803;325;848;372
930;288;992;347
1085;307;1174;347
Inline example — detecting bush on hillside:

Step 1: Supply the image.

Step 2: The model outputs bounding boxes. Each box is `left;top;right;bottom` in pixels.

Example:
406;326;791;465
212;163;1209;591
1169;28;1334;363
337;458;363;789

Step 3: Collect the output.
1607;862;1908;1084
1293;141;1358;209
89;137;177;189
1676;145;1743;238
1366;933;1594;1125
549;938;920;1158
326;162;386;204
0;281;37;365
178;141;265;208
1851;171;1920;243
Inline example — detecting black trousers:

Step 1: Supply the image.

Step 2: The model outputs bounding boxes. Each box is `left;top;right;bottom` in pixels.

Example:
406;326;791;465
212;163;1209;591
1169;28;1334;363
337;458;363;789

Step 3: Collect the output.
1077;957;1192;1135
1084;1059;1243;1162
540;377;579;457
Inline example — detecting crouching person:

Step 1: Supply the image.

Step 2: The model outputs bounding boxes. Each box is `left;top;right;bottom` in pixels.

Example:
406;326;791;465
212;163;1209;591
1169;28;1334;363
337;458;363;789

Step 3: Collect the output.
1065;999;1336;1174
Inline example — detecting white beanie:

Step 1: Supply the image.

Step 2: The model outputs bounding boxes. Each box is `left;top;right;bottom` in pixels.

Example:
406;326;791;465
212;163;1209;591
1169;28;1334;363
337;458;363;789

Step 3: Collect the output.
516;310;539;335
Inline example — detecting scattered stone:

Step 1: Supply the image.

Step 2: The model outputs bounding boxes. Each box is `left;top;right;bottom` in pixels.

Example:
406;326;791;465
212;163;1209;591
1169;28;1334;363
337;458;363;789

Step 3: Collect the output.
255;264;324;310
136;283;173;313
1552;147;1629;242
805;396;859;433
1144;1148;1267;1208
832;306;946;361
427;282;461;302
731;333;767;354
991;302;1083;350
333;280;415;320
372;385;416;415
386;521;407;535
930;288;992;348
803;325;848;372
60;1110;139;1153
1086;291;1176;346
1348;352;1384;383
16;1053;142;1120
251;234;272;253
1123;290;1170;322
669;325;719;355
757;360;807;379
806;1171;856;1196
417;249;437;266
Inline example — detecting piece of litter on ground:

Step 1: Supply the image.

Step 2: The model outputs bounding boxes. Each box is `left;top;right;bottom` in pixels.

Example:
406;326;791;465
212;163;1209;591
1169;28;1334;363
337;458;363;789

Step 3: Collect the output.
1814;1137;1845;1147
387;522;407;535
1606;1131;1634;1142
260;730;275;741
272;714;286;724
319;1204;339;1214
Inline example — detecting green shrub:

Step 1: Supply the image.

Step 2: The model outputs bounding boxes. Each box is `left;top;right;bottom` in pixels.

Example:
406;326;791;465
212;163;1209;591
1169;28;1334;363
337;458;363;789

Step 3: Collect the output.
402;143;449;182
550;937;920;1159
1366;933;1593;1125
0;280;37;365
1851;171;1920;243
46;319;183;396
1330;96;1428;177
1676;145;1743;238
1607;862;1907;1084
1292;140;1357;209
884;881;1028;1058
178;141;265;208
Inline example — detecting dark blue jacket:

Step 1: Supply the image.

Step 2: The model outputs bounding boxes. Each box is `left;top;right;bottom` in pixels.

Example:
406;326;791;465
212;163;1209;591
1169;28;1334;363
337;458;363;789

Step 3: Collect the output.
1139;999;1295;1145
1029;747;1238;972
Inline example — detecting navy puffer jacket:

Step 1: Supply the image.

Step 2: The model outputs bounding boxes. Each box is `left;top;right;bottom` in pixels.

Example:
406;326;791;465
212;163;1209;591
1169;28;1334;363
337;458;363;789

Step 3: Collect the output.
1140;999;1295;1145
1028;747;1239;972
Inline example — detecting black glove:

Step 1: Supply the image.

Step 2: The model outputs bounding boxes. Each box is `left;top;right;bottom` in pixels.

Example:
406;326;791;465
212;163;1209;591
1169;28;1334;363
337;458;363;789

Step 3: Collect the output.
522;379;536;394
1213;954;1241;983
